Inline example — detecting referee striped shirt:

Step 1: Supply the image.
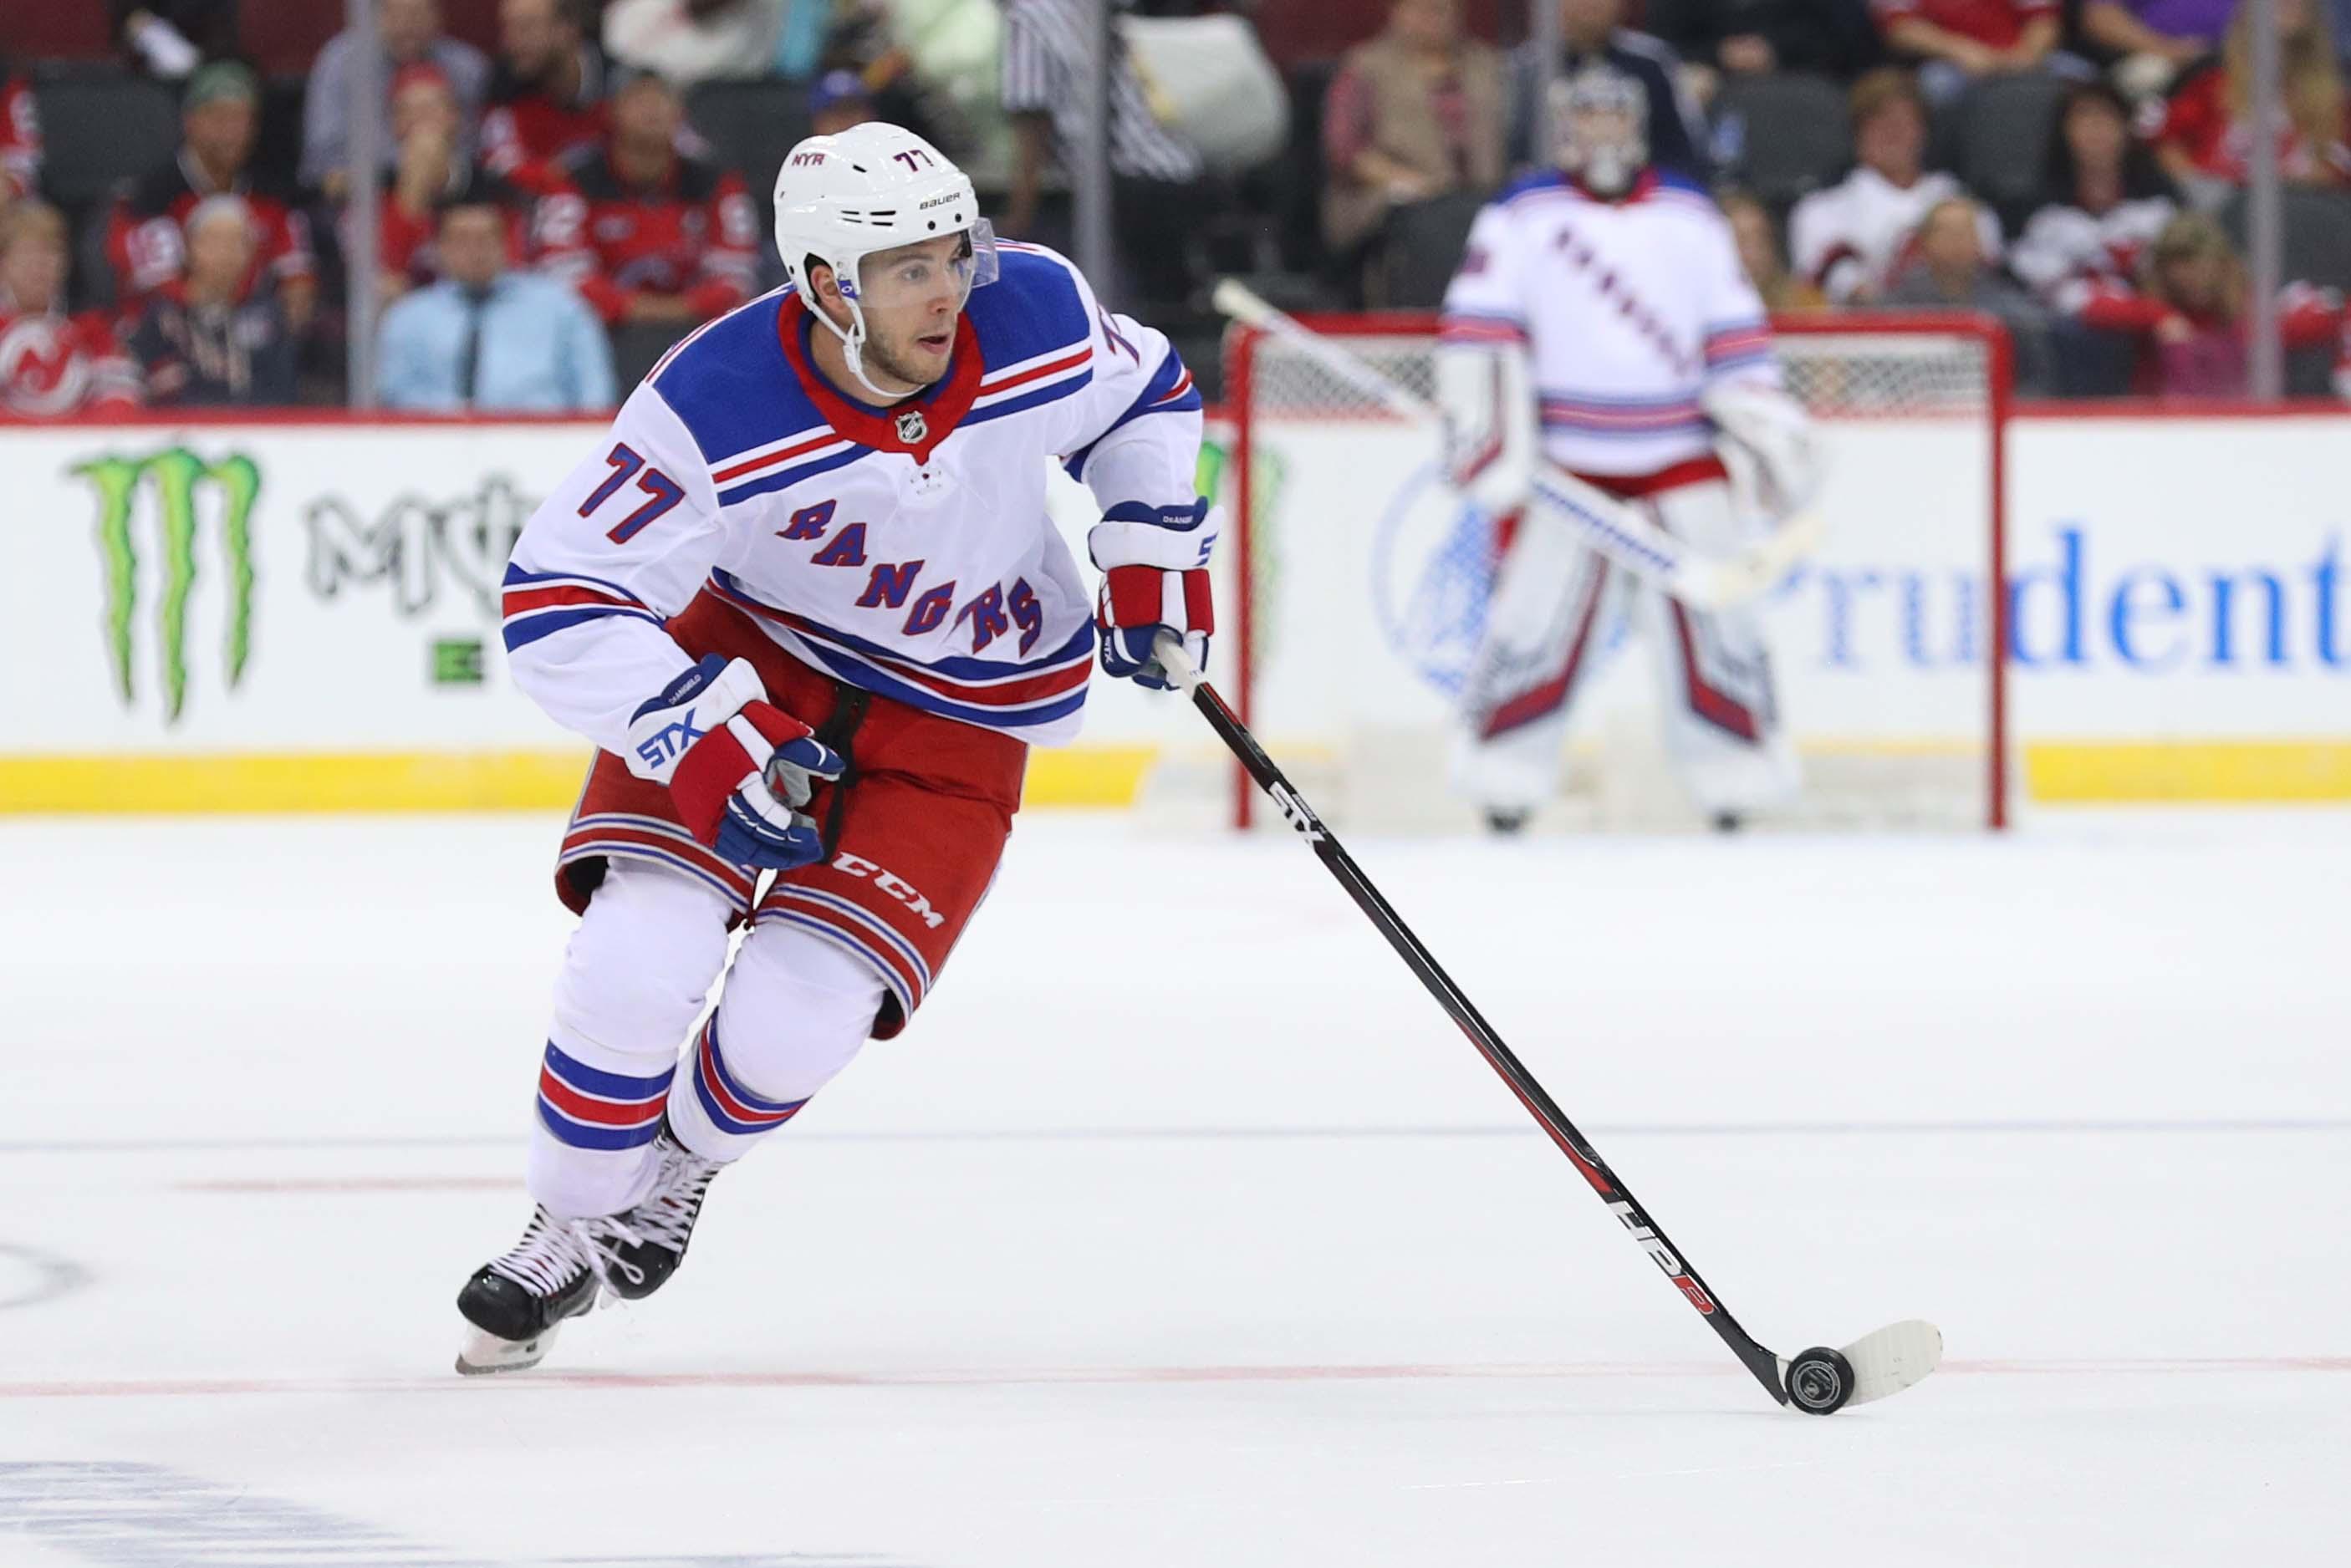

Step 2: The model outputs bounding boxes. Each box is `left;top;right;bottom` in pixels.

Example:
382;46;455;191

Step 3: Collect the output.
1001;0;1205;184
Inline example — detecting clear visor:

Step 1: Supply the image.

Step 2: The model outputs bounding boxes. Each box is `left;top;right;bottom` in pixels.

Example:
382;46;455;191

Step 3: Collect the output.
844;219;1000;321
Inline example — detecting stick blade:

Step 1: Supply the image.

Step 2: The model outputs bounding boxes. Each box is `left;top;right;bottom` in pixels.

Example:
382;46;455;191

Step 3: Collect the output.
1838;1318;1944;1407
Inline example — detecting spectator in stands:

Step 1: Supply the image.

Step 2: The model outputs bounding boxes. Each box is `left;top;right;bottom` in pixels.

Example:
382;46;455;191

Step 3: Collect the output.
1322;0;1506;288
810;69;878;136
1507;0;1710;176
1001;0;1214;308
2012;81;2178;313
2078;210;2343;393
0;201;142;416
824;0;1007;173
1871;0;2061;101
1882;196;2053;386
1789;68;1990;303
604;0;828;86
2153;0;2350;201
304;0;492;197
114;2;242;82
127;195;298;405
2077;1;2229;97
1720;188;1827;312
110;63;317;330
1645;0;1880;103
533;74;758;328
482;0;611;194
359;65;518;299
0;70;43;217
378;192;615;410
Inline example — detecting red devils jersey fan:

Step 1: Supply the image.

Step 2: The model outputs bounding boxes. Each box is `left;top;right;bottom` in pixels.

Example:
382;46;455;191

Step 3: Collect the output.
1;70;41;203
106;63;316;327
533;74;754;327
0;201;140;416
482;0;609;196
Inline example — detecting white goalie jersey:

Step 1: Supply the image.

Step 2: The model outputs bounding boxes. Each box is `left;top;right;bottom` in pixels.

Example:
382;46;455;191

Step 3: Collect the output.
500;243;1204;753
1437;168;1787;494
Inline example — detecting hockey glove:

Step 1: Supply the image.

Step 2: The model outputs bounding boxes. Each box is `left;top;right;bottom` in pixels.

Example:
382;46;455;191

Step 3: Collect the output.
1089;499;1217;690
624;654;845;871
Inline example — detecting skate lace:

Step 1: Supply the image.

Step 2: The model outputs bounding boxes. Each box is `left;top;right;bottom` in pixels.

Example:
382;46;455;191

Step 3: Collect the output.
630;1139;721;1254
486;1209;595;1297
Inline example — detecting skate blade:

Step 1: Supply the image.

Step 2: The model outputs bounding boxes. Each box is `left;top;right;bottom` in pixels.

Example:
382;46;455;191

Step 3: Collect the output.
455;1321;567;1377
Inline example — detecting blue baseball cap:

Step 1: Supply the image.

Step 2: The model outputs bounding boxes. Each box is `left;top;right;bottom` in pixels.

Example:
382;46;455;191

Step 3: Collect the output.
809;70;871;119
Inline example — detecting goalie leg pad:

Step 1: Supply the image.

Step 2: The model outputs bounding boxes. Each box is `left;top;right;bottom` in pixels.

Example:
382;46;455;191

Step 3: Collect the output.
1453;512;1620;813
1629;481;1801;815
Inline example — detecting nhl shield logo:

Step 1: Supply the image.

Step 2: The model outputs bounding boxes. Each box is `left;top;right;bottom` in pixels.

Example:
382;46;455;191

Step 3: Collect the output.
895;409;929;445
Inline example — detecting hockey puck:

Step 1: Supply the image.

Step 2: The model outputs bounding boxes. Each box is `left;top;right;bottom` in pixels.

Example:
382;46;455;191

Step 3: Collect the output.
1784;1347;1855;1415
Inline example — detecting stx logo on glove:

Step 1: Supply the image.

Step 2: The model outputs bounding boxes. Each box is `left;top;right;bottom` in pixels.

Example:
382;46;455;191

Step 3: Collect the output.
635;717;706;771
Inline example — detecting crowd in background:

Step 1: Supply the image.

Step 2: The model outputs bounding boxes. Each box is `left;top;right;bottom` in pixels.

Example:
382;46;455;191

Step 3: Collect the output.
3;0;2351;419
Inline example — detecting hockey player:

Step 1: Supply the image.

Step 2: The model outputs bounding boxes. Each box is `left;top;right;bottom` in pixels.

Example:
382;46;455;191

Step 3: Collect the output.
456;121;1211;1372
1437;63;1817;833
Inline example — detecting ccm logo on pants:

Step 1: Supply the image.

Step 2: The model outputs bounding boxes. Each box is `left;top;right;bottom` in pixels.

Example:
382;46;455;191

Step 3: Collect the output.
829;852;947;930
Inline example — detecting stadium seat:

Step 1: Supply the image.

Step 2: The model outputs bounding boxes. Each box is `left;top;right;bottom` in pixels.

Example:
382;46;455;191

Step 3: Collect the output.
1950;71;2070;224
33;66;180;207
1277;59;1338;277
1375;188;1485;308
685;79;815;230
1709;74;1853;210
2219;187;2351;295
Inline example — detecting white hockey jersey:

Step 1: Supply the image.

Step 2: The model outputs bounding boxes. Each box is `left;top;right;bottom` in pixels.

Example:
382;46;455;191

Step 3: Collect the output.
500;243;1203;751
2008;196;2176;316
1440;169;1780;481
1787;166;1997;305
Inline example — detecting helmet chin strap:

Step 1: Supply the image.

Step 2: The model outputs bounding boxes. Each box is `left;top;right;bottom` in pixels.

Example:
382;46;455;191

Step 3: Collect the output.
809;294;909;405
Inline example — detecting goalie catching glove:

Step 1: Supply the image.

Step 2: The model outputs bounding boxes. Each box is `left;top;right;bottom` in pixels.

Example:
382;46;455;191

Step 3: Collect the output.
623;654;845;871
1089;499;1217;690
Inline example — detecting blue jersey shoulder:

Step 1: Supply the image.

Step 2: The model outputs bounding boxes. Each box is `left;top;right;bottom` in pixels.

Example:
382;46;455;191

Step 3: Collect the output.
968;243;1092;368
650;289;829;465
1494;169;1570;208
1653;169;1714;203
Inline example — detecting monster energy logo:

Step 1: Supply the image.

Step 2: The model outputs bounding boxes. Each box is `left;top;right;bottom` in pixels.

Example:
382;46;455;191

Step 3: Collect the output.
76;449;262;725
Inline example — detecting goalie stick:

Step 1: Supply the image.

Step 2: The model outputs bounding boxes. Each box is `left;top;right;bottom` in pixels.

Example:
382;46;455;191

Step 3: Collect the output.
1152;631;1942;1414
1211;278;1824;611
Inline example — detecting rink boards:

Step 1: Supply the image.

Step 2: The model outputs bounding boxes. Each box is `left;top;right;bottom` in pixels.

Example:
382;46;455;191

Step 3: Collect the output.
1;410;2346;812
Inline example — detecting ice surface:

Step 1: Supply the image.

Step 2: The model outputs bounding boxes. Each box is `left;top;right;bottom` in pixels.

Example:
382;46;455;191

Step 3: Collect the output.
1;808;2346;1565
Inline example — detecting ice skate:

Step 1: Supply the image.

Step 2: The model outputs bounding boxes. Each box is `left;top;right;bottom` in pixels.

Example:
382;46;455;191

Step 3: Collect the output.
598;1126;723;1302
454;1207;608;1375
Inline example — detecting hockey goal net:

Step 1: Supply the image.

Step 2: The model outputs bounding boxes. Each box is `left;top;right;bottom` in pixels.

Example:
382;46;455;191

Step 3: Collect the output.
1203;312;2012;832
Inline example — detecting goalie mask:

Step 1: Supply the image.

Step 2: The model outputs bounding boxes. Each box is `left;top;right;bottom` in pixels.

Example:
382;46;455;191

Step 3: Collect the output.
773;122;1000;401
1551;64;1649;197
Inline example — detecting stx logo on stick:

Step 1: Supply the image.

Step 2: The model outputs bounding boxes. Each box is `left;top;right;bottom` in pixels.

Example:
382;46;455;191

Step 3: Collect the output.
1268;782;1325;843
1609;1199;1717;1314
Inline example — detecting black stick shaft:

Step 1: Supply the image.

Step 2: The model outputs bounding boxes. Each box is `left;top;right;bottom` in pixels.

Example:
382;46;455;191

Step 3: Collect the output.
1186;675;1789;1406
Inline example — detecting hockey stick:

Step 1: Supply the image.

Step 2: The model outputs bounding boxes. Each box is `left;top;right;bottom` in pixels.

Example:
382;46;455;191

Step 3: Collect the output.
1152;632;1941;1415
1211;278;1824;611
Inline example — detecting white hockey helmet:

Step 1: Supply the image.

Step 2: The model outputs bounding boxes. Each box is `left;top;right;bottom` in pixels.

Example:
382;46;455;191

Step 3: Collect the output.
1551;63;1649;196
773;122;998;399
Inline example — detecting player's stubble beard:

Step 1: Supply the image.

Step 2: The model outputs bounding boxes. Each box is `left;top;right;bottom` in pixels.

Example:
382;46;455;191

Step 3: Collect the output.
864;315;956;400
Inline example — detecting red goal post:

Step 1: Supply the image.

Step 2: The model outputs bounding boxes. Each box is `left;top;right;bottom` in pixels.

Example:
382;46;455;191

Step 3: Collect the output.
1219;311;2014;832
